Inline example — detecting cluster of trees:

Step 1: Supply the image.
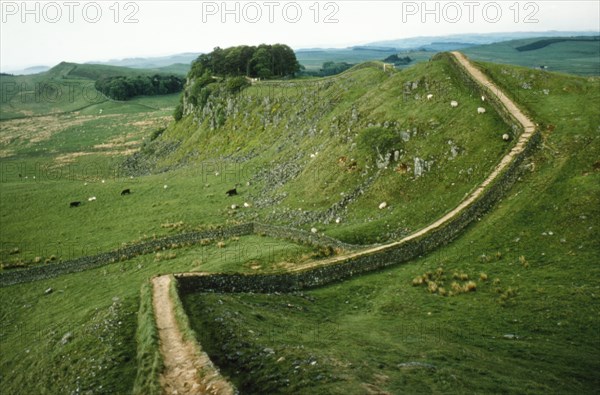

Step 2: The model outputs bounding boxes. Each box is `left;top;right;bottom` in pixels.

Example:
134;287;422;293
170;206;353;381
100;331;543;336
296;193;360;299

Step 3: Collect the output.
190;44;300;80
95;75;185;101
383;54;413;65
301;61;354;77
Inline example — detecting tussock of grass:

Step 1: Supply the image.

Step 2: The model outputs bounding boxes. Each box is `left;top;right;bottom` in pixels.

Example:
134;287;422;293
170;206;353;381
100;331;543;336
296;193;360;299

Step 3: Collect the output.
132;281;163;395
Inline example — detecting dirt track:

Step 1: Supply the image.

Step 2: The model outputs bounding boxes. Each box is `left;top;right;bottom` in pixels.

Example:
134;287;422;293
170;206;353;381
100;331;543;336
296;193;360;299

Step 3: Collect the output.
152;275;234;395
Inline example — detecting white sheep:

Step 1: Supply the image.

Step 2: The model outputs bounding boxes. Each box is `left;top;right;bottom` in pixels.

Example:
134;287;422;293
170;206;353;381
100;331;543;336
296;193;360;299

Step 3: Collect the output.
427;94;433;100
163;184;168;189
231;204;238;210
502;134;510;141
310;227;318;234
243;202;251;208
335;217;341;224
379;202;388;209
450;101;458;108
481;95;486;102
88;196;96;202
477;107;486;114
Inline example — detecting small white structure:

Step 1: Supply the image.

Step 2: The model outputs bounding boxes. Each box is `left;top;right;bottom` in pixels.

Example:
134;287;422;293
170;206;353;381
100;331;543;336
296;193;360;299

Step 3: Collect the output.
379;202;388;209
426;94;433;100
450;101;459;108
502;134;510;141
311;227;318;234
477;107;486;114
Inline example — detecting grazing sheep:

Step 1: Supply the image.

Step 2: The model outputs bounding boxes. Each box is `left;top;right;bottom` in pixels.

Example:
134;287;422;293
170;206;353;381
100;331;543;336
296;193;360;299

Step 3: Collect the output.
225;187;237;196
163;185;168;189
243;202;251;208
87;196;96;202
481;95;486;101
427;94;433;100
70;201;81;208
310;227;318;234
121;189;131;196
502;134;510;141
231;204;238;210
335;217;341;224
477;107;486;114
379;202;388;209
450;101;458;108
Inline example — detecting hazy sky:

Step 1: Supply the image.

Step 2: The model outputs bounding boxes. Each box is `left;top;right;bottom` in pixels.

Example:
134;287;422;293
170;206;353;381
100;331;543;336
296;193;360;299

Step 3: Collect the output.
1;0;599;70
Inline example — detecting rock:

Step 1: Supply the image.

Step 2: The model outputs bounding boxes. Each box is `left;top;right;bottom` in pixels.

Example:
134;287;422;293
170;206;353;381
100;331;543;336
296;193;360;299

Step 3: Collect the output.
378;202;387;210
400;131;411;142
44;287;53;295
393;150;400;161
414;157;426;177
263;348;275;354
60;332;73;345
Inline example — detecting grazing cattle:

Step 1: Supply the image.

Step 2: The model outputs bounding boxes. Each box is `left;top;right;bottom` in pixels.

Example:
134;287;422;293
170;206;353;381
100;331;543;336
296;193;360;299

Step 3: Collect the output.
477;107;486;114
450;100;459;108
121;189;131;196
226;188;237;197
70;201;81;208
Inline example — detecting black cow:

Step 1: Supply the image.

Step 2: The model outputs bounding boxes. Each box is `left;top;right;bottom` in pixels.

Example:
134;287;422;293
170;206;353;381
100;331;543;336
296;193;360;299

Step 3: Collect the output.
121;189;131;196
70;201;81;208
225;188;237;197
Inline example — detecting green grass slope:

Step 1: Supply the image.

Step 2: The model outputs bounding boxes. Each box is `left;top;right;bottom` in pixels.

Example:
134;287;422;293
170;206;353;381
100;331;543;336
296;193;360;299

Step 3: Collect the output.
143;57;510;245
180;63;600;393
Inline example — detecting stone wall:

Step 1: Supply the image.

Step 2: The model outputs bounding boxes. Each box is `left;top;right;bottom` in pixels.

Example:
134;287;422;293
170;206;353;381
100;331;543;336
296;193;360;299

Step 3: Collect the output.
0;224;254;287
179;129;539;295
177;53;542;296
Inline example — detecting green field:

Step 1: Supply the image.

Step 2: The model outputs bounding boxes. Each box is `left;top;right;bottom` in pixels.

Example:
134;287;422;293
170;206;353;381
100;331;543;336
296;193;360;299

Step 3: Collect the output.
1;50;599;394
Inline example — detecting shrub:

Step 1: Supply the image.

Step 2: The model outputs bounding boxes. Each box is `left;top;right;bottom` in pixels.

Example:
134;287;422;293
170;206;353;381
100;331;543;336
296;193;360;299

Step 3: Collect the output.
357;126;403;161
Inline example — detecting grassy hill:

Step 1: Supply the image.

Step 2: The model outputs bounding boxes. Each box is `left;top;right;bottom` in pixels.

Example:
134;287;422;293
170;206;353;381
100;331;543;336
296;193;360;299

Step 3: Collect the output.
0;62;186;121
0;53;598;394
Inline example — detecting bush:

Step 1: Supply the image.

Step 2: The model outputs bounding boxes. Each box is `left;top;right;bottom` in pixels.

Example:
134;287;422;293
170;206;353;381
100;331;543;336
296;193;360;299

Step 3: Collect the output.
357;126;403;160
225;76;250;94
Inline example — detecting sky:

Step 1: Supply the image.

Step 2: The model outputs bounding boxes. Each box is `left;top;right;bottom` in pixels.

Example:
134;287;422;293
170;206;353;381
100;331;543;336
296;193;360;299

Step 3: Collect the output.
1;0;599;71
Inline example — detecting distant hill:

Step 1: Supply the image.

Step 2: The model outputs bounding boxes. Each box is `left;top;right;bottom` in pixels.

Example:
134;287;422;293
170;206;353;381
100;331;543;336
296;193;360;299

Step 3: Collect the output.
365;31;599;50
86;52;201;69
464;36;600;76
